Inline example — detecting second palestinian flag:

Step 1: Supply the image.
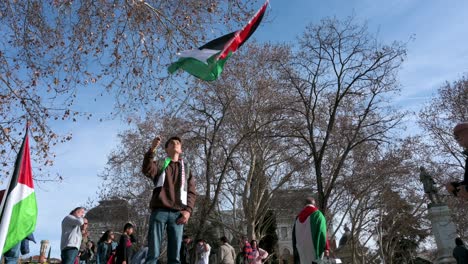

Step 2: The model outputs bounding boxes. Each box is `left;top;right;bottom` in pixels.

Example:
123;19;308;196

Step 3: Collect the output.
168;0;269;81
0;127;38;254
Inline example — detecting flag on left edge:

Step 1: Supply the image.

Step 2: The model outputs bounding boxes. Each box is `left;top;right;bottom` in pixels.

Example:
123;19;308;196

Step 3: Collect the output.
0;126;38;254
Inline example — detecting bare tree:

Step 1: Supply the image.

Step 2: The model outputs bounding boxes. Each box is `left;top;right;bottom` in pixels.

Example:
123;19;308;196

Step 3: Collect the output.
278;16;407;214
419;74;468;237
0;0;257;180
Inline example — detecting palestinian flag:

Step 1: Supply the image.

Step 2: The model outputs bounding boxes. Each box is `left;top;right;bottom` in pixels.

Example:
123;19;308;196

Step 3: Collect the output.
168;0;269;81
0;127;37;254
292;205;329;263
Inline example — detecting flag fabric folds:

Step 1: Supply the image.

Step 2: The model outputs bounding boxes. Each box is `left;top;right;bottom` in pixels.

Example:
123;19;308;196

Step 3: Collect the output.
0;127;38;254
292;205;329;263
168;0;269;81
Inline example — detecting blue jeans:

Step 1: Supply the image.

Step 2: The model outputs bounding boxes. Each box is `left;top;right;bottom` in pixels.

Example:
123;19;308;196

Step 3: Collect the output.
145;209;184;264
4;242;21;264
61;247;79;264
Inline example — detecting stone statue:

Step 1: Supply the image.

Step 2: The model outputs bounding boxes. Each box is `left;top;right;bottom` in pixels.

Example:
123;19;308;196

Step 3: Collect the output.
419;166;442;205
39;240;49;263
338;224;351;248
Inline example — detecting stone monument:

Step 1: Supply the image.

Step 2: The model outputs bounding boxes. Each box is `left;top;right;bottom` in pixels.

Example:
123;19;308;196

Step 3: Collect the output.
419;167;457;264
39;240;49;263
334;224;357;264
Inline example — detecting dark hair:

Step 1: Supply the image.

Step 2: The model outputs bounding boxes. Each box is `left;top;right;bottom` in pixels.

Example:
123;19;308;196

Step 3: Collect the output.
220;236;228;243
456;237;464;246
88;241;96;253
305;197;316;206
196;239;205;243
69;207;85;215
251;240;258;250
99;230;114;243
123;223;134;232
130;234;137;243
165;136;182;149
183;235;190;240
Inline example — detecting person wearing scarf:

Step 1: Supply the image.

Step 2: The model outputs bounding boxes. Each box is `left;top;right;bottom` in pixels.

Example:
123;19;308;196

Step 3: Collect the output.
142;136;197;264
292;197;330;264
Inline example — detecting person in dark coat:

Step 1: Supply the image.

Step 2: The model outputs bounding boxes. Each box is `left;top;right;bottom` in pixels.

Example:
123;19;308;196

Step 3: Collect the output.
453;237;468;264
116;223;135;264
180;235;193;264
97;230;118;264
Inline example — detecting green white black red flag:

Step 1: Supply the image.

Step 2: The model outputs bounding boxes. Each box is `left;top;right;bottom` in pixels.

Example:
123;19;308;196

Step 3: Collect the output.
168;0;269;81
0;126;37;254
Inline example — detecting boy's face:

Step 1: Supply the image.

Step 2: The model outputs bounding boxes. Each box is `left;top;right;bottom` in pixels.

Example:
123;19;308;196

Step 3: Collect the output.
166;139;182;155
127;227;134;235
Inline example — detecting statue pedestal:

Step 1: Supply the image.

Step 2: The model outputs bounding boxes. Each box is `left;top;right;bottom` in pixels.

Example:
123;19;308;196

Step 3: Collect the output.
335;245;353;264
428;205;457;264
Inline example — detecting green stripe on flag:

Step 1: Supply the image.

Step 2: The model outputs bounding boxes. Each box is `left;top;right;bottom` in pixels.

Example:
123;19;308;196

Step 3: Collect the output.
309;211;327;260
168;53;232;81
3;193;37;254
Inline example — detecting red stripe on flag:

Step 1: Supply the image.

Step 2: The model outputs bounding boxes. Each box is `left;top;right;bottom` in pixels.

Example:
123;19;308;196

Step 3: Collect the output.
218;0;269;60
297;205;319;223
17;133;34;189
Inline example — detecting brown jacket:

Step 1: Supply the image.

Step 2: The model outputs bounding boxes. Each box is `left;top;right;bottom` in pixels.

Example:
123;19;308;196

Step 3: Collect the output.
142;151;197;213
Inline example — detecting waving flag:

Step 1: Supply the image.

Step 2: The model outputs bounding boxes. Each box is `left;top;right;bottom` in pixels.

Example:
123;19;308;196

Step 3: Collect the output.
0;126;37;254
168;0;269;81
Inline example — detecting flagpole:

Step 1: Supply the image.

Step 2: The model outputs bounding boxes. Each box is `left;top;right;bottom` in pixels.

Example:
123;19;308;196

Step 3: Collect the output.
0;164;15;219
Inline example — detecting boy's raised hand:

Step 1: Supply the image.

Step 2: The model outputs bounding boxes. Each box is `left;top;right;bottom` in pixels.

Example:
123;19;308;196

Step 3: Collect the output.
151;136;161;151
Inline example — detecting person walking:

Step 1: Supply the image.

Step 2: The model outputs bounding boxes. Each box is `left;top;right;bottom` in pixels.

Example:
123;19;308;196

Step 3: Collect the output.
219;236;236;264
79;219;90;264
195;239;211;264
180;235;194;264
97;230;118;264
218;237;236;264
453;237;468;264
116;223;135;264
292;197;329;264
61;207;86;264
80;241;97;264
142;136;197;264
250;240;267;264
241;237;254;264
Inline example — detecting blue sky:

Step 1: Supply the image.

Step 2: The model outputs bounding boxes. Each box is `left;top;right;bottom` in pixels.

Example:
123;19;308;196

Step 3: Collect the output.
3;0;468;259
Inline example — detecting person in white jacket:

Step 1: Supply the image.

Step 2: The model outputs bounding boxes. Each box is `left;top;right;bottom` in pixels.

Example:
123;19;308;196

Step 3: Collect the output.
250;240;268;264
61;207;85;264
195;239;211;264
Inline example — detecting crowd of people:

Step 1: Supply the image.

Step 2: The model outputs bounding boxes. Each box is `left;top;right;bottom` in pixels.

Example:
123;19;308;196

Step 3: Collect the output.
60;210;269;264
60;207;139;264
